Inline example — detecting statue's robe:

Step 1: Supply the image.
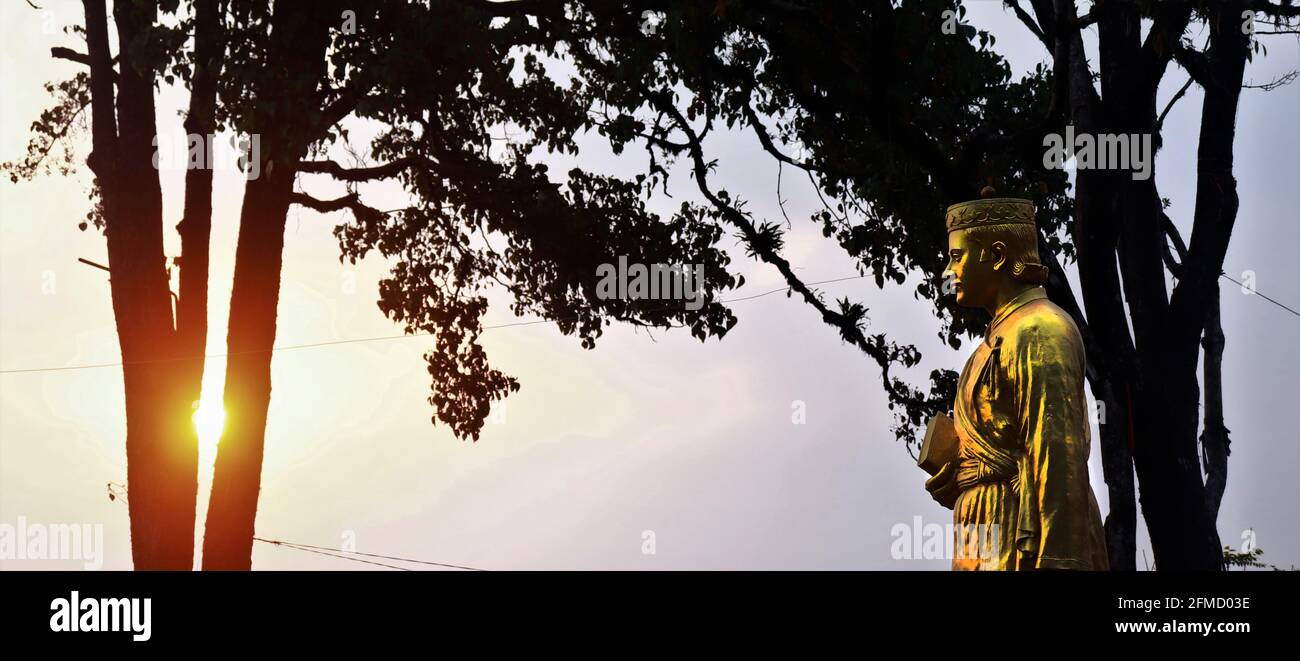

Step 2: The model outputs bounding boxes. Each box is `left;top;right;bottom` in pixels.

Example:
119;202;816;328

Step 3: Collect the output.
951;287;1108;570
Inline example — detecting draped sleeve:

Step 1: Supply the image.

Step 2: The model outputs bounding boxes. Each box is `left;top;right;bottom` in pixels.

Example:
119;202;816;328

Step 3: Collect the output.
1007;304;1105;570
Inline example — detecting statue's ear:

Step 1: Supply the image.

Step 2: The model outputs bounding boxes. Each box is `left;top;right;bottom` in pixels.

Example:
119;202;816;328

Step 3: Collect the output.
990;240;1008;271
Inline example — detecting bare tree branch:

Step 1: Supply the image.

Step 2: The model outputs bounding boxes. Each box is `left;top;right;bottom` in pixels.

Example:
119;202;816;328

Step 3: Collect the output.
1161;209;1189;278
1242;70;1298;90
1156;76;1195;131
1074;7;1099;29
319;83;385;130
741;102;821;172
1172;41;1212;88
1005;0;1052;50
289;191;392;226
51;47;119;81
51;46;91;66
296;155;439;181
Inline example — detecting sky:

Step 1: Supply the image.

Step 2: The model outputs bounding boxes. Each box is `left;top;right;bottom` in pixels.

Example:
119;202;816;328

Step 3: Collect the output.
1;1;1297;571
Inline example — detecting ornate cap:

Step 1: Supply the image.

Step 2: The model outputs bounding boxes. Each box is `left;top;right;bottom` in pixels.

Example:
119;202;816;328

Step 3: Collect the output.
945;186;1036;233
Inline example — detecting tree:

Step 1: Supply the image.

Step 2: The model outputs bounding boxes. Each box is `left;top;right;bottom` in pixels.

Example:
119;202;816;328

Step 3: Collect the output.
200;0;742;569
200;0;351;570
472;0;1298;569
6;0;224;569
16;0;1290;571
956;0;1296;569
6;0;1096;570
11;0;747;570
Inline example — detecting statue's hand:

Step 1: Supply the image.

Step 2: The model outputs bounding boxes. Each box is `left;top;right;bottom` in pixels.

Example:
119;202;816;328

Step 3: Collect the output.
925;461;959;510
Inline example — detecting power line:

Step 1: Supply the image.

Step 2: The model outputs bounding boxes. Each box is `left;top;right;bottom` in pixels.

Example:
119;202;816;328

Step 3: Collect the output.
253;536;486;571
723;274;862;302
1219;272;1300;317
0;274;867;375
256;538;413;571
101;491;484;570
2;270;1295;375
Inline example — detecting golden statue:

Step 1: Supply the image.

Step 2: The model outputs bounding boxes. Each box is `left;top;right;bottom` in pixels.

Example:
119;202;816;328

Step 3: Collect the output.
920;187;1108;570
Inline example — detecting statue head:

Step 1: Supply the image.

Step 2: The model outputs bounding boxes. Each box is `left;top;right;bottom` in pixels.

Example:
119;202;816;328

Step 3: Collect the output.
944;187;1048;310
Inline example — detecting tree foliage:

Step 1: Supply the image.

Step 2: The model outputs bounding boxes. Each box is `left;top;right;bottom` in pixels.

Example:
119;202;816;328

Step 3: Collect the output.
286;0;1067;446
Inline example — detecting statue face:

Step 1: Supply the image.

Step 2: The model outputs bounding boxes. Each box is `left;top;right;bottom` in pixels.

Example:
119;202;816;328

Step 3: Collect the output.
945;229;999;309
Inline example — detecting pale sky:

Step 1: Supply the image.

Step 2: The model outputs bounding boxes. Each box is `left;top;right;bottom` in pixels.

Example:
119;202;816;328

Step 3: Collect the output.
2;1;1297;570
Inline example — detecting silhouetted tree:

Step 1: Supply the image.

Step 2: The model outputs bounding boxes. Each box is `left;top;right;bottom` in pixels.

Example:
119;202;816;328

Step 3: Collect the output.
198;1;743;569
531;0;1300;570
6;0;224;569
16;0;1293;572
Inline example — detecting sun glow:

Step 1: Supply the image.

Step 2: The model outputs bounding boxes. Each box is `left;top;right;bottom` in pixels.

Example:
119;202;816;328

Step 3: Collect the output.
192;397;226;455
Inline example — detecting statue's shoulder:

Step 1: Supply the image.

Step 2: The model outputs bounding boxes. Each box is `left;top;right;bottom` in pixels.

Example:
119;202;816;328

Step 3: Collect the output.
1002;298;1083;351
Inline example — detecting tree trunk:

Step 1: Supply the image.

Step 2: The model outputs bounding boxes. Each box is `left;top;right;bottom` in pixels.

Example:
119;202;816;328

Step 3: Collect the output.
1094;378;1137;570
175;0;221;423
201;172;294;570
1201;281;1229;523
82;0;206;570
201;6;335;570
1169;0;1249;550
1101;0;1221;571
1100;0;1247;571
1052;0;1227;570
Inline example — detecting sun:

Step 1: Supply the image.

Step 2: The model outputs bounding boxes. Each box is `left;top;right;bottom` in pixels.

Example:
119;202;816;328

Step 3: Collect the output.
192;397;226;454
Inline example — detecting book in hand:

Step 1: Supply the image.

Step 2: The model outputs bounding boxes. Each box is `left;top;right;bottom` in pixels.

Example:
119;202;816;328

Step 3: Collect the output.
918;413;958;476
